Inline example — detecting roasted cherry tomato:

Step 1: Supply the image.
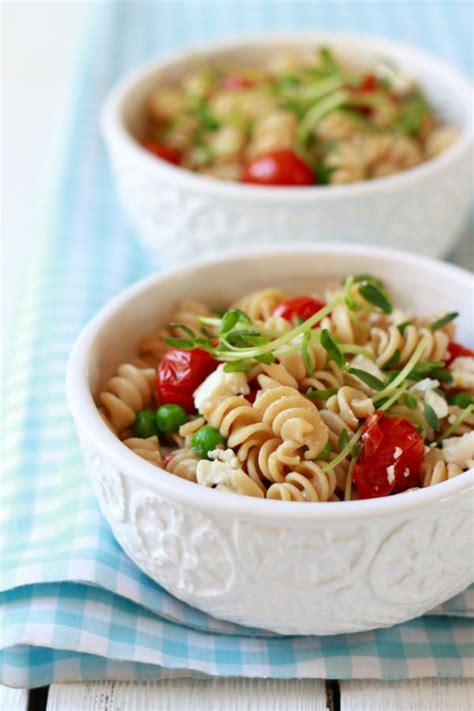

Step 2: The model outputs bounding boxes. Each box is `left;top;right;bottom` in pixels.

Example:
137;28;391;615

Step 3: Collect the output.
221;75;255;90
353;412;424;499
157;348;218;413
241;149;314;186
143;139;181;165
446;341;474;366
352;74;378;92
273;296;326;325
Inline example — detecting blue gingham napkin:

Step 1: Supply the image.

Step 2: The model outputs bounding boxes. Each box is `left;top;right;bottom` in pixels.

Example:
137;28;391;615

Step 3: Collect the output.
1;0;473;688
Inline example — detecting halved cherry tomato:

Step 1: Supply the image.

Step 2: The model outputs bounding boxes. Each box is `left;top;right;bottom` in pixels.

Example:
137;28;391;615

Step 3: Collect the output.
446;341;474;366
221;75;255;90
157;348;218;413
352;74;378;93
353;412;425;499
143;139;181;165
241;149;314;186
273;296;326;325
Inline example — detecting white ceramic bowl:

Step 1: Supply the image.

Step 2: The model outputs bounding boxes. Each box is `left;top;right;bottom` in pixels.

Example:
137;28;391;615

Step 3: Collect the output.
67;245;474;635
102;33;474;266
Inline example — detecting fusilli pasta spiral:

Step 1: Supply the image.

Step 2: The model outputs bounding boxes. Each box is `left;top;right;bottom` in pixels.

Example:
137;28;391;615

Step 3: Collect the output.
99;365;156;434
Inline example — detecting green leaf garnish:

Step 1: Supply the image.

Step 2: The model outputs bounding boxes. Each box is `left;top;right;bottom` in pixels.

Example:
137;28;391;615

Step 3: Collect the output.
306;387;338;400
223;360;255;373
351;444;361;457
446;392;474;408
430;312;458;332
384;349;401;369
315;442;332;461
338;428;349;450
349;367;385;391
219;308;251;335
301;331;314;376
423;403;440;430
403;393;418;410
164;337;195;349
320;329;346;369
358;283;392;314
353;274;386;292
255;352;275;365
169;323;197;339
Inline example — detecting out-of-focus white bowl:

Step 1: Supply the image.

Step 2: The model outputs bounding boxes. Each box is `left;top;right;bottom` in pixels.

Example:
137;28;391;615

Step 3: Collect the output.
67;245;474;635
102;33;474;266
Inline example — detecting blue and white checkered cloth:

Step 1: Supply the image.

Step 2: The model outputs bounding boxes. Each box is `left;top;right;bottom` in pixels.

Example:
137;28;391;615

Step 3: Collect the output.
1;0;473;688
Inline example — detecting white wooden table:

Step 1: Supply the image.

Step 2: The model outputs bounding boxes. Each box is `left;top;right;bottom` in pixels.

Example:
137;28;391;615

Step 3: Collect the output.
3;5;473;710
2;679;473;710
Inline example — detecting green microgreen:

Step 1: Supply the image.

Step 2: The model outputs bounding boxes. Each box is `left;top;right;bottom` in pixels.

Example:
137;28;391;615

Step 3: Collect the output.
315;442;332;461
306;387;338;400
403;393;419;410
437;404;474;442
373;337;429;402
423;403;440;430
430;312;458;332
446;392;474;408
323;427;363;473
301;330;314;376
338;428;350;450
320;329;346;369
223;360;255;373
358;282;392;314
384;349;401;369
348;367;385;391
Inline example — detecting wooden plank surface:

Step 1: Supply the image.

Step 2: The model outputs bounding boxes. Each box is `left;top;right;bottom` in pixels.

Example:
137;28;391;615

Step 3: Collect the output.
46;679;328;711
0;685;28;711
340;679;474;710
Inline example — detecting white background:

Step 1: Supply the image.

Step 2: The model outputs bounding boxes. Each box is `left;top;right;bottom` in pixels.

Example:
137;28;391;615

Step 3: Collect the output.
2;1;88;342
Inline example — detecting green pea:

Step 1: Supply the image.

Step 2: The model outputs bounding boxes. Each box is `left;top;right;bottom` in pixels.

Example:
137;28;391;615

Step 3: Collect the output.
133;409;157;438
191;425;226;459
155;404;188;433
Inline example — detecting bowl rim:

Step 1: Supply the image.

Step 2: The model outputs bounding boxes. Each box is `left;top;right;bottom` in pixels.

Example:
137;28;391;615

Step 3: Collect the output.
67;243;474;522
101;30;474;201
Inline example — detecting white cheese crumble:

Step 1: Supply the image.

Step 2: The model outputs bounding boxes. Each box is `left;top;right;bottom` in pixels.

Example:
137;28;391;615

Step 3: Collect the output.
193;364;250;411
196;449;243;488
403;468;411;478
442;432;474;468
386;464;396;485
409;378;448;419
393;446;403;460
449;356;474;390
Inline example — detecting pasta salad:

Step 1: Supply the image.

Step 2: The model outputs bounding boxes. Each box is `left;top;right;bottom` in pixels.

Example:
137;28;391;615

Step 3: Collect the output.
142;47;458;186
97;275;474;502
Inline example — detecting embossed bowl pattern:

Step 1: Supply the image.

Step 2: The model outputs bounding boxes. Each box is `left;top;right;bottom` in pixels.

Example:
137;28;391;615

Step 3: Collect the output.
101;33;474;265
67;246;474;635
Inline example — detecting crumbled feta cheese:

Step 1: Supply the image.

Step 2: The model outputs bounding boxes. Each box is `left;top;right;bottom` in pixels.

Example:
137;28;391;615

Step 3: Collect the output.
442;432;474;467
386;464;396;485
403;468;411;478
351;355;385;381
393;447;403;460
410;378;439;396
449;356;474;390
194;364;250;410
196;453;243;488
409;378;448;419
208;448;239;468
